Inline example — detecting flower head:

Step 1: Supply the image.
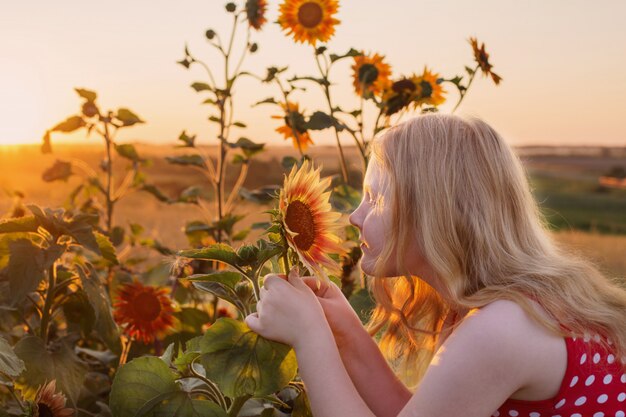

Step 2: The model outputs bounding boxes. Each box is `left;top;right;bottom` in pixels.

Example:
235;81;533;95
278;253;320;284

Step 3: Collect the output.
352;52;392;97
271;101;314;152
381;68;446;115
113;280;175;344
246;0;267;30
33;380;74;417
469;37;502;85
279;159;346;282
277;0;340;46
412;67;446;108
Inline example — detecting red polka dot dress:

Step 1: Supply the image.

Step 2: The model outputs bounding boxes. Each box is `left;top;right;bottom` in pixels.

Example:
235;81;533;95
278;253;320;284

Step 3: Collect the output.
493;332;626;417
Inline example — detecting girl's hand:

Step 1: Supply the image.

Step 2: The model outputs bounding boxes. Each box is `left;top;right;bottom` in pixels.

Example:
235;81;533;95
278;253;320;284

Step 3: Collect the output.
299;276;365;348
244;267;328;350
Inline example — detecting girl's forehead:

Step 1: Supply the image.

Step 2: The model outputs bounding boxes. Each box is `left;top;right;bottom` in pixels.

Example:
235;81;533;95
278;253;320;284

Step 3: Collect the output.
363;160;388;191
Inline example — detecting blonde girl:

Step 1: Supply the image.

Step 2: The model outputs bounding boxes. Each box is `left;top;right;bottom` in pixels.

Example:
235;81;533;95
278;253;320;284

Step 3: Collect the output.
246;113;626;417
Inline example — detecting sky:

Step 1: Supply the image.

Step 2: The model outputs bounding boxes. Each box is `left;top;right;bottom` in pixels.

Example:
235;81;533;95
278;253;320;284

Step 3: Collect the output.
1;0;625;147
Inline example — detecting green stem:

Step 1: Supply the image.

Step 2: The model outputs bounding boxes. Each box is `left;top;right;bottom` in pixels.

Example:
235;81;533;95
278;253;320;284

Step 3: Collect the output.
452;64;479;113
40;263;57;344
103;117;114;235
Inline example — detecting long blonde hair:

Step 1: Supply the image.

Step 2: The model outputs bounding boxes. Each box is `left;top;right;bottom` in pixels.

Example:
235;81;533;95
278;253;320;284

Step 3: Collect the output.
364;113;626;389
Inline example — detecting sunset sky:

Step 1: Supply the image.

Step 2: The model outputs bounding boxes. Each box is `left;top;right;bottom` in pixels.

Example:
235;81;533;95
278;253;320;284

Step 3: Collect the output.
1;0;625;147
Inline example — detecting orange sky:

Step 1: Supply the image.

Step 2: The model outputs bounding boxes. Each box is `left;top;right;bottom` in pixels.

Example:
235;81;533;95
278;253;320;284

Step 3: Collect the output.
1;0;625;147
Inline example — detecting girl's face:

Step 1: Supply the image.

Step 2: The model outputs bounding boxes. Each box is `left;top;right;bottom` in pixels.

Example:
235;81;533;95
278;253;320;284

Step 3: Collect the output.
348;160;394;276
349;160;438;283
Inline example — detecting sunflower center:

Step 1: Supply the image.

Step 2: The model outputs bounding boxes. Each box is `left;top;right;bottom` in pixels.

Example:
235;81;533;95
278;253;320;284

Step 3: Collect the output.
392;78;416;94
358;64;379;86
132;291;162;322
285;200;316;251
38;404;54;417
297;2;323;28
419;80;433;98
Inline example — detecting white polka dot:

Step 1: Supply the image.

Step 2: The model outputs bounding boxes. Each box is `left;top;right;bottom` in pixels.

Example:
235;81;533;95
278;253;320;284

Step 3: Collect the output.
574;396;587;406
508;411;518;417
608;354;615;364
569;375;579;387
597;394;608;404
529;413;541;417
618;392;626;402
621;373;626;383
570;414;582;417
593;413;604;417
572;336;577;341
580;353;587;365
555;398;566;408
616;411;625;417
583;333;591;342
593;353;601;363
603;374;613;384
585;375;595;386
607;338;613;345
593;334;601;342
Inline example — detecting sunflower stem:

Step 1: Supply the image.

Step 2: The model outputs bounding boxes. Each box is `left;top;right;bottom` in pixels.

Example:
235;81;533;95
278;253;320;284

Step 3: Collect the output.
118;336;133;367
40;262;57;344
6;383;26;412
451;64;479;113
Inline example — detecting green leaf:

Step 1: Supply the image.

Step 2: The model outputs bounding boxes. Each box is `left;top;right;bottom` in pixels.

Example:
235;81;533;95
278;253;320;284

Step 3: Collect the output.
233;121;247;128
166;154;206;168
42;160;73;182
199;318;298;397
142;184;172;203
62;290;96;335
77;266;120;352
75;88;97;102
253;97;277;107
238;186;279;204
185;271;242;289
305;111;335;131
95;232;119;265
230;137;264;158
114;143;141;162
178;243;242;267
115;108;144;127
52;116;86;133
14;336;88;407
109;356;177;417
329;48;362;63
0;336;25;378
0;216;38;234
191;82;212;92
177;130;196;148
6;239;46;305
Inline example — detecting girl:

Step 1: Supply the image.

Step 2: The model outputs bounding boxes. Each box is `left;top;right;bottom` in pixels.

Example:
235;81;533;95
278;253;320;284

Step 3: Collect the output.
245;113;626;417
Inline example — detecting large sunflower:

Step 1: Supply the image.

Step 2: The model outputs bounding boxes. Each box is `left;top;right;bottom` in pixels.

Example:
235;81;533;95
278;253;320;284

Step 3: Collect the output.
279;159;346;283
352;52;392;97
271;101;314;152
277;0;340;46
113;280;175;344
412;67;446;108
469;37;502;85
33;380;73;417
246;0;267;30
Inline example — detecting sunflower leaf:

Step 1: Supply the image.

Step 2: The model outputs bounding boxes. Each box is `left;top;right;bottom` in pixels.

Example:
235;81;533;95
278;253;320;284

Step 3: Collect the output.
166;154;207;168
329;48;362;63
178;243;242;267
185;271;242;289
0;336;25;378
199;318;298;397
0;216;39;234
52;116;86;133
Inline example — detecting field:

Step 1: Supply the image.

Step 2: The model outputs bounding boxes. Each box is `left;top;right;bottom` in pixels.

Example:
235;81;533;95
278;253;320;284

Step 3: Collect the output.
1;143;625;278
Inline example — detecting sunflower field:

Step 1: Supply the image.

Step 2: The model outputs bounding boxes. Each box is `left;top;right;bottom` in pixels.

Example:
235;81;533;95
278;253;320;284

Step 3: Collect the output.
0;1;501;415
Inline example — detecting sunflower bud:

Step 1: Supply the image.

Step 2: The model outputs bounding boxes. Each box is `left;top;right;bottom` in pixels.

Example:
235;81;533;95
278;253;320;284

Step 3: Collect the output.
234;281;253;303
81;101;99;118
249;43;258;53
225;2;236;12
205;29;216;40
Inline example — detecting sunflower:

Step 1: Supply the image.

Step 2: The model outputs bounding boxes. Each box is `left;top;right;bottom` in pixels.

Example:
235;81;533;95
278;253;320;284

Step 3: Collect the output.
352;52;392;97
469;37;502;85
412;67;446;108
271;101;314;152
277;0;340;46
33;380;74;417
246;0;267;30
381;75;421;116
279;159;346;283
113;280;176;344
